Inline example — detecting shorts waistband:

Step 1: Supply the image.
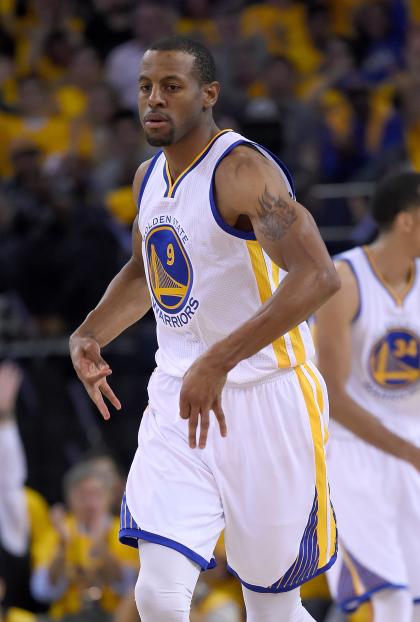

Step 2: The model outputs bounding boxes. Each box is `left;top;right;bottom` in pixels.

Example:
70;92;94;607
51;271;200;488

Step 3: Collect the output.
153;364;306;390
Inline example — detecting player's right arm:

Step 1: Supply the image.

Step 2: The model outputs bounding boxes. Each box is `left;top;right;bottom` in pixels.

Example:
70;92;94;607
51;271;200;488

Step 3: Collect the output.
315;261;420;471
69;161;152;420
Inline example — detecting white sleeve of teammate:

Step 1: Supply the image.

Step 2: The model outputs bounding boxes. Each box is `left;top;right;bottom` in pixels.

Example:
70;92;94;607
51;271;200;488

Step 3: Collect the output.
0;420;29;555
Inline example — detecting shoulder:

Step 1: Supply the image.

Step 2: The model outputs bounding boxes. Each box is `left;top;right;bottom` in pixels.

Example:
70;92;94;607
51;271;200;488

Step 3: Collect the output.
132;156;157;204
214;144;289;216
327;257;360;322
215;144;275;187
334;258;358;288
334;252;362;296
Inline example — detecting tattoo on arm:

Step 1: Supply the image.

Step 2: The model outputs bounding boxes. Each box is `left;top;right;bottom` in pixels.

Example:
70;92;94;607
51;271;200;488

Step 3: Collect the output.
256;186;297;240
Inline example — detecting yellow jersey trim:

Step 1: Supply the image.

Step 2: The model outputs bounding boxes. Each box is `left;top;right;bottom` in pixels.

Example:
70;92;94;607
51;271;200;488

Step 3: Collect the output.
363;246;416;307
246;241;290;367
164;128;233;198
271;261;306;365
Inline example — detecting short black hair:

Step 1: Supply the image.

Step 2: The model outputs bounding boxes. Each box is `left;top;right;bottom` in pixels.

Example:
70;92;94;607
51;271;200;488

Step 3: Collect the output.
372;171;420;231
146;35;217;84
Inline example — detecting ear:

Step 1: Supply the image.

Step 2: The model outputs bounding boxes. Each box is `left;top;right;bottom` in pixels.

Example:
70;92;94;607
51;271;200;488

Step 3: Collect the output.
395;210;415;234
202;81;220;110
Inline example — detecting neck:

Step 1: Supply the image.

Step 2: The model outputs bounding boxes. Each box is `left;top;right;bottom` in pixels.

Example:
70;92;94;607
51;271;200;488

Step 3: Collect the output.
163;121;220;181
367;233;414;288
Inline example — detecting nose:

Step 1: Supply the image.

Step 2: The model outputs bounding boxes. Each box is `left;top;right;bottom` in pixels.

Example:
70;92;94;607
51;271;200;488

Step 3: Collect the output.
148;85;165;107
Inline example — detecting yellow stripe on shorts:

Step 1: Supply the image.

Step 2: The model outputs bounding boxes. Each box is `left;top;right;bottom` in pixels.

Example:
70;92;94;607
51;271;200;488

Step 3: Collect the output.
303;363;335;554
246;241;290;367
295;365;329;568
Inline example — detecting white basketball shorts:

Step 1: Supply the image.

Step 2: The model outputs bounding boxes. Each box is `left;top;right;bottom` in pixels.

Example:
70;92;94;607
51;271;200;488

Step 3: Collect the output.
327;435;420;612
120;364;337;591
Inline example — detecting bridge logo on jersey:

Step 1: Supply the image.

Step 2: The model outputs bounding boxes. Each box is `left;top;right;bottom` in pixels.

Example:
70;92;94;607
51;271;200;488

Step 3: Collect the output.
145;225;193;315
369;329;420;389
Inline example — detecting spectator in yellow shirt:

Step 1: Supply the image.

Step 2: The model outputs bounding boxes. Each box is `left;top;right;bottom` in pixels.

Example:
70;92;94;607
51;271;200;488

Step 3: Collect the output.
30;462;138;620
0;74;91;177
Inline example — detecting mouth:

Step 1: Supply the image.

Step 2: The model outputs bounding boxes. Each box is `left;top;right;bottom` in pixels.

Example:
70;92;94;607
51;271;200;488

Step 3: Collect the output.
144;113;170;129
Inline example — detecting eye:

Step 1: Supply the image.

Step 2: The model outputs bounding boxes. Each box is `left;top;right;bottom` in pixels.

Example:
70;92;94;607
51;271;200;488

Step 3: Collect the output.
166;84;181;92
139;84;151;94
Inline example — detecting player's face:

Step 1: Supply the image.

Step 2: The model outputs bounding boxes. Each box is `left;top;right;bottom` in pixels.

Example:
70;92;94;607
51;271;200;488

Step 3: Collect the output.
68;476;111;525
138;50;215;146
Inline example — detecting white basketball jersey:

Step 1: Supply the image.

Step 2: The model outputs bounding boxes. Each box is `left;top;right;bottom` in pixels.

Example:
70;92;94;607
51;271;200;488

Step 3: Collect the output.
333;246;420;438
137;129;315;384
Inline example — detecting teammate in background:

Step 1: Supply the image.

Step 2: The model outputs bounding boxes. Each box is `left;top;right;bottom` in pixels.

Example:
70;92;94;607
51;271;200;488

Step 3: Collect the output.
316;172;420;621
70;36;340;622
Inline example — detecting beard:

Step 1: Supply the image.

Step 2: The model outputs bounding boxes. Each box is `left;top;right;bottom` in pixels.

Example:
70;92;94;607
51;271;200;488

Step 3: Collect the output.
144;125;175;147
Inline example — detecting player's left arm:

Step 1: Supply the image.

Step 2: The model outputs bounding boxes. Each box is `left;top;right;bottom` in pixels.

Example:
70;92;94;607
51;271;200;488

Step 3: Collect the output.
214;148;340;363
180;147;340;448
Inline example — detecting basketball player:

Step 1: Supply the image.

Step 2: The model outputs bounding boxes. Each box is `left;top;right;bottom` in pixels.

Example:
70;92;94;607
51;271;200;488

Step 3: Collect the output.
315;172;420;621
69;36;340;622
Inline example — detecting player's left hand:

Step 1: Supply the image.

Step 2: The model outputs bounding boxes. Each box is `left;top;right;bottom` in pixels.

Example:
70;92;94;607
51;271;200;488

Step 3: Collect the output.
180;354;228;449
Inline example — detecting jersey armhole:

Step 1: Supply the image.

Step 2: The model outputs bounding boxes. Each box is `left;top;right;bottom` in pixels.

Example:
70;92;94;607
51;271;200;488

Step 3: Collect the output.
137;150;162;211
337;258;362;323
209;140;295;240
209;140;256;240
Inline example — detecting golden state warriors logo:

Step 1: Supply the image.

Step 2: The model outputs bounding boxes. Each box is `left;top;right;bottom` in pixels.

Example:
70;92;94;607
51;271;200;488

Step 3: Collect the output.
370;329;420;389
145;225;193;314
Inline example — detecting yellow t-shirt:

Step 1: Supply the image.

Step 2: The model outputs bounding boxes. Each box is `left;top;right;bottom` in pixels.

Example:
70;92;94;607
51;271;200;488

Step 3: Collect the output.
54;85;87;120
34;515;138;618
0;112;93;176
105;186;136;225
240;3;307;58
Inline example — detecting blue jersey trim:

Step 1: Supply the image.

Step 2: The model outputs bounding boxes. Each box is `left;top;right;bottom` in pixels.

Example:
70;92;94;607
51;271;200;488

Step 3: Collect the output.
337;583;407;613
119;527;216;571
414;597;420;604
162;159;170;196
137;150;162;210
334;255;362;323
226;552;337;594
254;142;295;198
209;140;296;240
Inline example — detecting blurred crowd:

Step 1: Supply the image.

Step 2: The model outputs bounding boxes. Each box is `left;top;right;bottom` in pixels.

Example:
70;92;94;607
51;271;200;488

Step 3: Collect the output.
0;361;250;622
0;0;419;337
1;1;420;621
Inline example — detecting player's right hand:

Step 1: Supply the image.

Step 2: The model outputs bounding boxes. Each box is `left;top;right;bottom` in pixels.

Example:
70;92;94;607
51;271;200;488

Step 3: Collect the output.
70;337;121;420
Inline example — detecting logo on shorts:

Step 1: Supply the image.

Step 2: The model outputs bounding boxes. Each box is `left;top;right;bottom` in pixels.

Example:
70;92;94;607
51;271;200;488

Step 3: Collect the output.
369;329;420;389
145;224;193;315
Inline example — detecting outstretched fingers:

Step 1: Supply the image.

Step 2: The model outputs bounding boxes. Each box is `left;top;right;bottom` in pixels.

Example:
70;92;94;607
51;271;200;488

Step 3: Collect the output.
99;380;122;410
91;386;111;421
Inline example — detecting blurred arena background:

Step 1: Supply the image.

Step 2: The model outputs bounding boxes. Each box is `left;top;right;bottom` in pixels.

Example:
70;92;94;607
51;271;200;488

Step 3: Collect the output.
0;0;419;621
